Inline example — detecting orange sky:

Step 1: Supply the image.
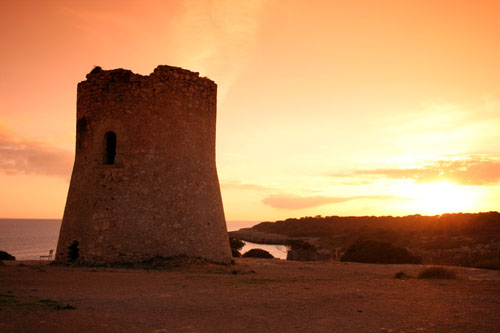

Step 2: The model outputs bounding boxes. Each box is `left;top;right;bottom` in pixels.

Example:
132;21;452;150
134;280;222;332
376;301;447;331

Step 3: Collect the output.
1;0;499;220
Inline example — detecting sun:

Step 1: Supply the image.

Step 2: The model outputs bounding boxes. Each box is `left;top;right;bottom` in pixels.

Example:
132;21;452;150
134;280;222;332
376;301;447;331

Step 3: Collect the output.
399;181;478;215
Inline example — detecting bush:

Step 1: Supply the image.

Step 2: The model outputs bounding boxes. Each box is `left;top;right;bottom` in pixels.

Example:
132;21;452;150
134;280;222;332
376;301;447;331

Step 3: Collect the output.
394;271;413;279
341;240;422;264
418;266;457;279
474;258;500;270
242;249;274;259
0;250;15;261
229;237;244;251
286;239;316;251
229;237;245;257
286;239;322;261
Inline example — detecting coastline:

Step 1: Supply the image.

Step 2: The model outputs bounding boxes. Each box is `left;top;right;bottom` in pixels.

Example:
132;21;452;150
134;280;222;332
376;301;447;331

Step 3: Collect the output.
0;219;259;260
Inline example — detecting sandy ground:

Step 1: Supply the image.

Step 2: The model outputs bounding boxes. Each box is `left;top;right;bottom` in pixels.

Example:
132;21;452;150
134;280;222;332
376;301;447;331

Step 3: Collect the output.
0;258;499;332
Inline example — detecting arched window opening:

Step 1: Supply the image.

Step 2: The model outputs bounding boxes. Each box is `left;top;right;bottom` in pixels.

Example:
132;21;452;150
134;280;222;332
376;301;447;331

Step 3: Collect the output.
104;131;116;165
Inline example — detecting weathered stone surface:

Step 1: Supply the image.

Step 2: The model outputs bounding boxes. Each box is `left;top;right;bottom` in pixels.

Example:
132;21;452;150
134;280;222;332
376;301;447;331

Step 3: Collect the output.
55;65;232;265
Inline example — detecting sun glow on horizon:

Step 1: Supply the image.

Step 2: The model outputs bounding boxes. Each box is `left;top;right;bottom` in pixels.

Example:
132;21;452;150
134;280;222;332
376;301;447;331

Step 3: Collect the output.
0;1;499;219
399;181;480;215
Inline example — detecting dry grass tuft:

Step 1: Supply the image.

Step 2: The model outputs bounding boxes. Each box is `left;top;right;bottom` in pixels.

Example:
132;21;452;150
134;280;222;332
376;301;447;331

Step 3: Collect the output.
418;266;457;279
394;271;413;279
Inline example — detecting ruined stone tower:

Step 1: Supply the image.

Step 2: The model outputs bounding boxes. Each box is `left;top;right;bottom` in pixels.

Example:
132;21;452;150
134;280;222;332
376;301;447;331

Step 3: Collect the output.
55;65;232;264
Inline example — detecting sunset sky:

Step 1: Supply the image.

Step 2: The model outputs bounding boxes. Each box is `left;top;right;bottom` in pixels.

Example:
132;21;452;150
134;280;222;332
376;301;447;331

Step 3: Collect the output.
1;0;499;220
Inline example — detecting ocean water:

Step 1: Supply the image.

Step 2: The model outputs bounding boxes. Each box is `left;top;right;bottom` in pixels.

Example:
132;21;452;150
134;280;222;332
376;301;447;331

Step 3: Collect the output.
0;219;61;260
240;241;288;259
0;219;287;260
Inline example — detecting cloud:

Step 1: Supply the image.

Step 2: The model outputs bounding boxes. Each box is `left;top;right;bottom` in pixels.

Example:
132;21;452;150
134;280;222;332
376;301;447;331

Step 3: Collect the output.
262;194;399;210
221;180;272;191
371;97;500;156
351;156;500;186
0;131;73;179
329;179;375;186
61;5;134;36
169;0;267;98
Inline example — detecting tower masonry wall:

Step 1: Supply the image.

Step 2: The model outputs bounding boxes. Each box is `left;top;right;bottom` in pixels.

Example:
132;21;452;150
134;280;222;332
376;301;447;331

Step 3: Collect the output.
56;65;232;264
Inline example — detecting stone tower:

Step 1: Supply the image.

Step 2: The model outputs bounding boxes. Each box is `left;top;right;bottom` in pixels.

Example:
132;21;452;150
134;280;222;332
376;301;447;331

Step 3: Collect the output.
55;65;232;264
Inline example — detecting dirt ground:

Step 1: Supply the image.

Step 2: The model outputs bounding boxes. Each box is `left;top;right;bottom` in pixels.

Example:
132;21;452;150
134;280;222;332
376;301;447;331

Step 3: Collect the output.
0;258;499;332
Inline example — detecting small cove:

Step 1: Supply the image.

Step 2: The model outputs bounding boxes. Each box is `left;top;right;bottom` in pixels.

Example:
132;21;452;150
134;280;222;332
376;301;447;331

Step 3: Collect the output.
0;219;286;260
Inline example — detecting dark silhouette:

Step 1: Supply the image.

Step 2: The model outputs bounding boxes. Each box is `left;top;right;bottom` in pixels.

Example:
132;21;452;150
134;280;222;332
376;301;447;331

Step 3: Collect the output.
418;266;457;279
229;237;245;257
0;250;15;260
242;249;274;259
68;241;79;262
341;240;422;264
232;211;500;267
286;239;323;261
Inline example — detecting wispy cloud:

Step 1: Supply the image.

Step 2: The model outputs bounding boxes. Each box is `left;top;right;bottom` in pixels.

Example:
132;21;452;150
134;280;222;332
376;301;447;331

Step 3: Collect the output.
221;180;272;191
377;97;500;154
262;194;400;210
169;0;267;98
346;156;500;186
61;5;135;37
0;130;73;179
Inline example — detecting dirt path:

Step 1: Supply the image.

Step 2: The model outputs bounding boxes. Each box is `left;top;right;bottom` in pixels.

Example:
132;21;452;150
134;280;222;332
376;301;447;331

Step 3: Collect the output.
0;259;499;332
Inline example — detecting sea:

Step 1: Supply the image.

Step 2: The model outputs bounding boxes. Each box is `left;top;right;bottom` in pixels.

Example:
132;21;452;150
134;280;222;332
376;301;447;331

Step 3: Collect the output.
0;219;287;260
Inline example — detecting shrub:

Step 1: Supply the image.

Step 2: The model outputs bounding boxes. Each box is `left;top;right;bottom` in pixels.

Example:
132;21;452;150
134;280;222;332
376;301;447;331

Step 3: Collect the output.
286;239;322;261
229;237;245;257
242;249;274;259
474;258;500;270
286;239;316;251
0;250;15;261
418;266;457;279
341;240;422;264
394;271;413;279
229;237;244;251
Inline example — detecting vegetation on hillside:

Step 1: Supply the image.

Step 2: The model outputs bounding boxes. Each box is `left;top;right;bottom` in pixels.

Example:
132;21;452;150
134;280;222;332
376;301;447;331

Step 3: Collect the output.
230;212;500;268
341;240;422;264
286;239;325;261
286;239;317;251
251;212;500;240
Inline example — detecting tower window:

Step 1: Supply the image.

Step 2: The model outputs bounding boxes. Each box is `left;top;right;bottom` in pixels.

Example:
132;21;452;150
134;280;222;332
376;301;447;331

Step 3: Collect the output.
104;131;116;165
